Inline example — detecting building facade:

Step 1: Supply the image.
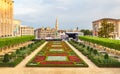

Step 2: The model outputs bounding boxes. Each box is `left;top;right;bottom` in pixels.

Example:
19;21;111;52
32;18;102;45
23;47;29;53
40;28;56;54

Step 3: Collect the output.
35;18;59;39
35;27;57;39
0;0;14;37
20;25;34;36
13;19;21;36
92;18;120;39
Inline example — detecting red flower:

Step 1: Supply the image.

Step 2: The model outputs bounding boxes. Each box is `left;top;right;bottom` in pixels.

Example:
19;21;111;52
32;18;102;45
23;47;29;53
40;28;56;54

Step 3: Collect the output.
41;61;73;65
69;56;81;62
34;56;45;62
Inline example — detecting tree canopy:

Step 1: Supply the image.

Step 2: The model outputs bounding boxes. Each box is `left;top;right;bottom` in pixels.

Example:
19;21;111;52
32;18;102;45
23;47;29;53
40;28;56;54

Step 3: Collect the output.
80;29;92;36
98;20;114;38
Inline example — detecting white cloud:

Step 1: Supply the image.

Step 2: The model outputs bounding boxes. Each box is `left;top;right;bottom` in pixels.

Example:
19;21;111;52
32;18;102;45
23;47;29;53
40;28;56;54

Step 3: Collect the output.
14;0;120;30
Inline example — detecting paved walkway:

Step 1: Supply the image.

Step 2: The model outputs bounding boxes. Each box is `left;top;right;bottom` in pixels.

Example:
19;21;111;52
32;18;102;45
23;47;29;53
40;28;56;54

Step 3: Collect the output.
0;41;120;74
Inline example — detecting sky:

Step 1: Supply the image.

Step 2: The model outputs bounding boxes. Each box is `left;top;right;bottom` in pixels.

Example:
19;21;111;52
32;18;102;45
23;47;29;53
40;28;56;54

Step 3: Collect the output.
14;0;120;30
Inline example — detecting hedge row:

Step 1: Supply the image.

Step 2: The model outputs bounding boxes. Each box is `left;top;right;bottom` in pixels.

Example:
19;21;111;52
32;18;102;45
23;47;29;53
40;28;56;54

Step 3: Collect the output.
0;36;35;49
79;36;120;51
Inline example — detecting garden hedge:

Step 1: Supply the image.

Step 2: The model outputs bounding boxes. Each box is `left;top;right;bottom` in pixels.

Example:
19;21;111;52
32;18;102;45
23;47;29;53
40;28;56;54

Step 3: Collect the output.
0;36;35;49
79;36;120;51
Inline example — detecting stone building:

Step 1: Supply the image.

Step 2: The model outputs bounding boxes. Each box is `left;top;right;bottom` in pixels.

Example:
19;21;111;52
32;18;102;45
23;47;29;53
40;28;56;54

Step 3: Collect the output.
13;19;21;36
92;18;120;39
20;25;34;36
35;27;57;39
0;0;14;37
35;18;59;39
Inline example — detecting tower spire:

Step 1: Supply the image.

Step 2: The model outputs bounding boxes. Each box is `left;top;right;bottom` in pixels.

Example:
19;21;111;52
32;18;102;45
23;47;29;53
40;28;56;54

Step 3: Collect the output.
55;18;58;30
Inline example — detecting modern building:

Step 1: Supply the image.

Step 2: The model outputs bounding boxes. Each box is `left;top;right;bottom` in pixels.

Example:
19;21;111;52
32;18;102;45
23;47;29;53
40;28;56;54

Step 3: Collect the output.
92;18;120;39
20;25;34;36
35;18;59;39
13;19;21;36
0;0;14;37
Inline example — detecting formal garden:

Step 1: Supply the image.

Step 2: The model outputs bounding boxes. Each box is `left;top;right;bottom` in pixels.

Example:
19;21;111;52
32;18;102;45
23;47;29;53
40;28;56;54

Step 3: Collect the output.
0;40;45;67
68;39;120;67
26;41;88;67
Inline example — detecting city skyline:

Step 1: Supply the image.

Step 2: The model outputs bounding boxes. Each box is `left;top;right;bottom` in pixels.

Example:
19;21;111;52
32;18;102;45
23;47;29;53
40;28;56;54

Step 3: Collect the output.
14;0;120;30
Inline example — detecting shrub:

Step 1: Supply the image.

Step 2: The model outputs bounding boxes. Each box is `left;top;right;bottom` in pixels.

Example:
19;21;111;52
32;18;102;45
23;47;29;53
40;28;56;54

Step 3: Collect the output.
0;36;35;49
79;36;120;51
87;46;90;50
104;53;109;60
16;49;20;54
3;54;10;63
83;45;85;48
93;50;98;55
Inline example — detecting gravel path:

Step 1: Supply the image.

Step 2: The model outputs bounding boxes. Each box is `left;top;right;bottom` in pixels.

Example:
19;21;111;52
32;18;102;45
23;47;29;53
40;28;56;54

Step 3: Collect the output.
0;41;120;74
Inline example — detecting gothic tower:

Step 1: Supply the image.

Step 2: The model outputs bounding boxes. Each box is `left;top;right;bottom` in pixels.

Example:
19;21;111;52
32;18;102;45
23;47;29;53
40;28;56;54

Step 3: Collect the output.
55;18;59;31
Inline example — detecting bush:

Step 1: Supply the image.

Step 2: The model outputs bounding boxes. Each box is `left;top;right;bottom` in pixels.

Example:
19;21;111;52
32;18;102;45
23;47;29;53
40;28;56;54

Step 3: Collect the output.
93;50;98;55
3;54;10;63
0;36;35;49
104;53;109;60
79;36;120;51
16;49;20;54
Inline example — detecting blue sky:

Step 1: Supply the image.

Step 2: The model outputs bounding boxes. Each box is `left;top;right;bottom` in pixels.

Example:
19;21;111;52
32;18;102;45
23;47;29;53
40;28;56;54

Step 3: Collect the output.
14;0;120;30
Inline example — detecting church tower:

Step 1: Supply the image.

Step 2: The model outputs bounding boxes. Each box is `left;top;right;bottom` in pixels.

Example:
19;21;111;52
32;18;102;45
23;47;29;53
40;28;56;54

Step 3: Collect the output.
55;18;59;31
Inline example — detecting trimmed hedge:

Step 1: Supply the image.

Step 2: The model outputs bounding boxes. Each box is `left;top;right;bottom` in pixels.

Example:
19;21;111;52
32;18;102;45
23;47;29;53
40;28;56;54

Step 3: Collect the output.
0;36;35;49
79;36;120;51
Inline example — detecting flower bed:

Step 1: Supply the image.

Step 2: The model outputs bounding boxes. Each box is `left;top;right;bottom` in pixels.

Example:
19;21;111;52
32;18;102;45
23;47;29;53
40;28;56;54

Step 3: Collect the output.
40;61;73;65
26;41;88;67
34;56;46;62
68;56;81;62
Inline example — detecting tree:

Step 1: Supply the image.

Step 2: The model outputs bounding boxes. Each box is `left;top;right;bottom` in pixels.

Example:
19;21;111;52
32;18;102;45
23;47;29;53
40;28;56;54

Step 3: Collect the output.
104;53;109;60
104;53;109;63
16;49;20;54
98;20;114;38
3;54;10;63
93;50;98;55
80;29;92;36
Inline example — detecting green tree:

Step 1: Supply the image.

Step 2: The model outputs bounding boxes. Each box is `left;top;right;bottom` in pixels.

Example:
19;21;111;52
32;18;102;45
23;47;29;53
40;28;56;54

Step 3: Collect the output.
93;50;98;55
16;49;20;54
80;29;92;36
104;53;109;60
98;20;114;38
3;54;10;63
